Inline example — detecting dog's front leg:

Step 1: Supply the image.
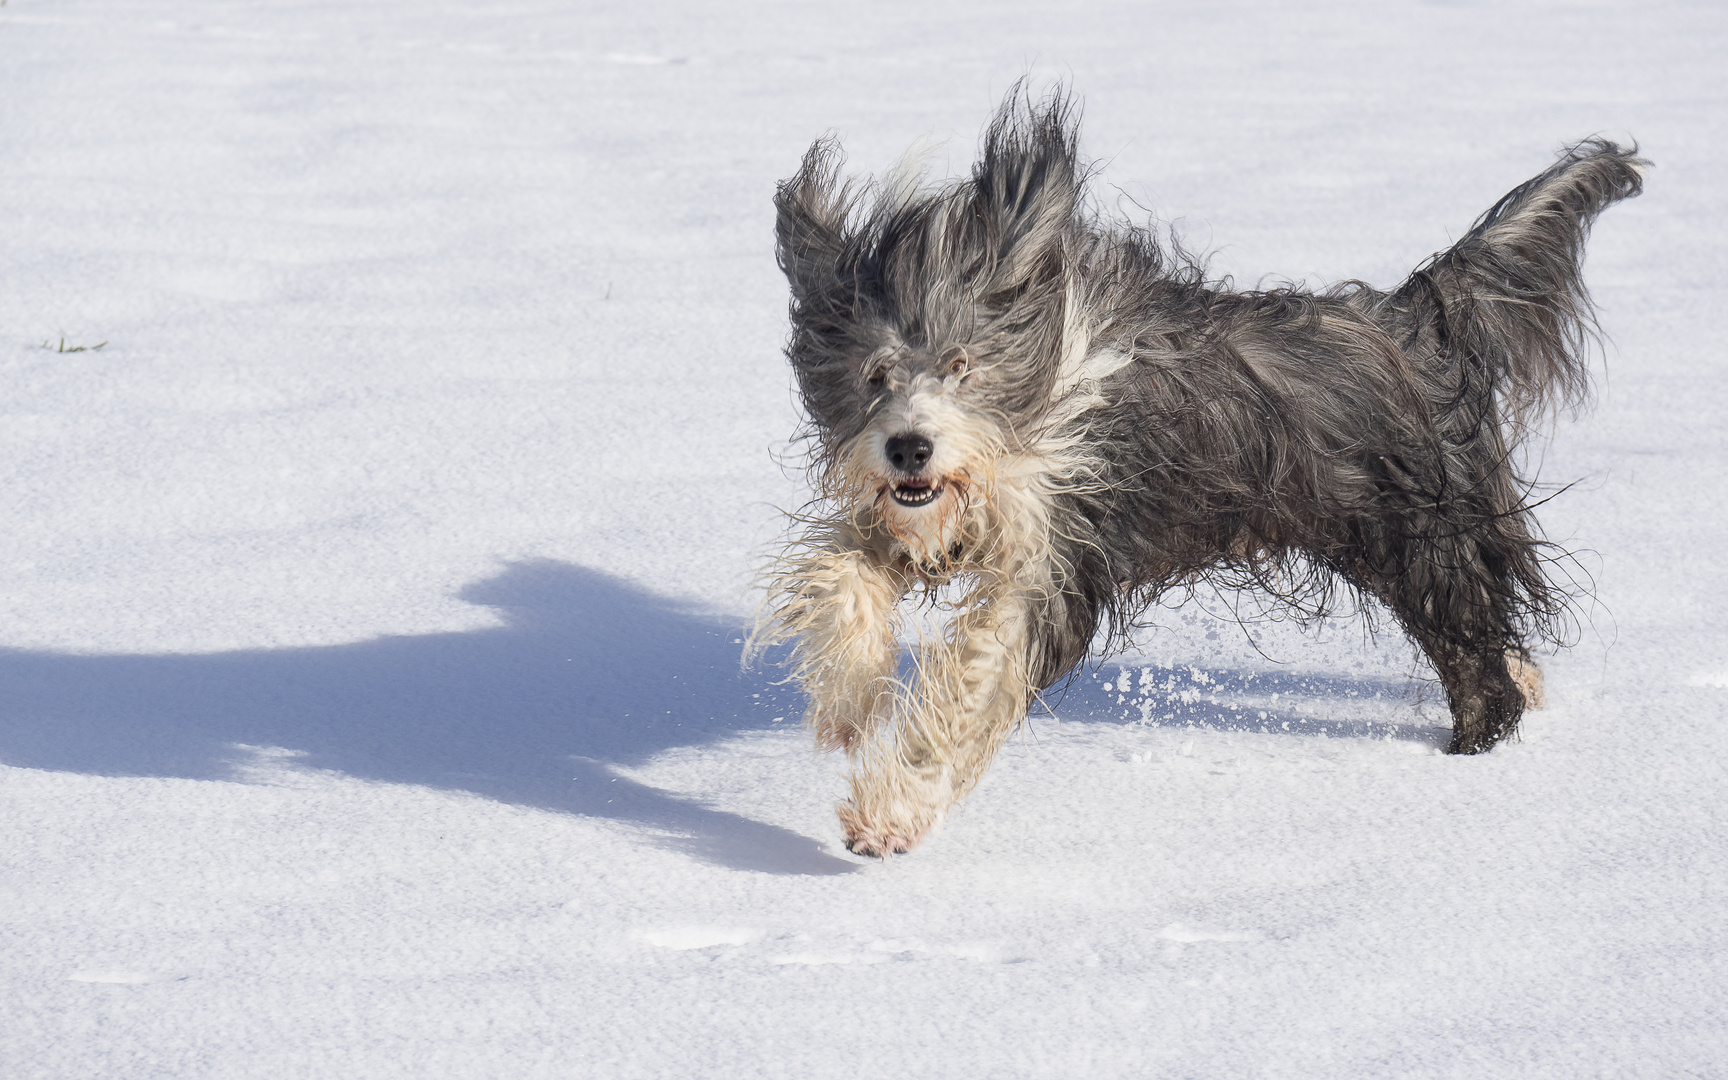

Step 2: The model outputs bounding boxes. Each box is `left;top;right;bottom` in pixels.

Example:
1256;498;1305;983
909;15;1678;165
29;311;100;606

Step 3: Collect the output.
839;577;1044;857
764;522;907;754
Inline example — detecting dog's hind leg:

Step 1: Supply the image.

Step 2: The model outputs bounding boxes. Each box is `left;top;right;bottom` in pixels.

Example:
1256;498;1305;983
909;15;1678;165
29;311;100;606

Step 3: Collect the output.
1363;520;1534;754
1423;633;1527;755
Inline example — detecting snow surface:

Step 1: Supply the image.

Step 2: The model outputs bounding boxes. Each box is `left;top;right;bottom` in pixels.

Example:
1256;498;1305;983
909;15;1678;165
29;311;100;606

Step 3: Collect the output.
3;0;1726;1076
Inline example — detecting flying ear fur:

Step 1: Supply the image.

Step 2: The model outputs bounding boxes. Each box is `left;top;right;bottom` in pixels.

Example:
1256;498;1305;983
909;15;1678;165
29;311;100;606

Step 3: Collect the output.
966;88;1083;302
775;137;853;304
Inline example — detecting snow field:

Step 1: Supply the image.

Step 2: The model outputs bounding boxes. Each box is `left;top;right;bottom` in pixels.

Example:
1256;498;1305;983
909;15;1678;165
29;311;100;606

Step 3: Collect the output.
3;0;1727;1076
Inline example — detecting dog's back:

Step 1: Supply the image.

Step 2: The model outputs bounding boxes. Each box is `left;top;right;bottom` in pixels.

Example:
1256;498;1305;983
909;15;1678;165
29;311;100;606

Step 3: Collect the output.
1075;139;1645;754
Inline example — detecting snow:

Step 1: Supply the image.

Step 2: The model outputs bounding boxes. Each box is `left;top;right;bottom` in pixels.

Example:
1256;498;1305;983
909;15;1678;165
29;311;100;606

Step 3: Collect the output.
2;0;1725;1076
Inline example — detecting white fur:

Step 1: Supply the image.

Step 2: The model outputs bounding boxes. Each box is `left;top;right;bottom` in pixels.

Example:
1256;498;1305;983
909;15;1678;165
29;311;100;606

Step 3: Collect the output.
760;330;1102;854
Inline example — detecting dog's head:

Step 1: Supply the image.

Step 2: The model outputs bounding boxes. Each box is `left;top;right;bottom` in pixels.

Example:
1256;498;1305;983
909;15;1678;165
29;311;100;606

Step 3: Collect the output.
774;90;1087;565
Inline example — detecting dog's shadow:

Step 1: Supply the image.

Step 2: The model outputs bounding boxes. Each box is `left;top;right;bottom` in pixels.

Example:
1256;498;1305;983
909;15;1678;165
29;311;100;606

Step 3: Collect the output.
0;559;856;876
1041;658;1450;747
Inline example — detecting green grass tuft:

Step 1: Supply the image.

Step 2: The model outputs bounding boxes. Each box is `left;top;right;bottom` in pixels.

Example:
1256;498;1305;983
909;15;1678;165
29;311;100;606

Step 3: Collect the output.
43;336;107;354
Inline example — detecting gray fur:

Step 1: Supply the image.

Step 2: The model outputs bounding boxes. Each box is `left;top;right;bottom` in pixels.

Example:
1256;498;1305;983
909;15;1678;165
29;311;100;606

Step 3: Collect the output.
773;86;1643;763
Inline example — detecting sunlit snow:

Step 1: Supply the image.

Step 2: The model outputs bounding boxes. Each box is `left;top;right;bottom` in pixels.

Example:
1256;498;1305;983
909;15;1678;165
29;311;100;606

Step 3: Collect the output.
3;1;1724;1076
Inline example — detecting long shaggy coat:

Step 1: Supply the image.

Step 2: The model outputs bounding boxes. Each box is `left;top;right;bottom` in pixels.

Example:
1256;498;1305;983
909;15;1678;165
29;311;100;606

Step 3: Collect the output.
759;89;1644;856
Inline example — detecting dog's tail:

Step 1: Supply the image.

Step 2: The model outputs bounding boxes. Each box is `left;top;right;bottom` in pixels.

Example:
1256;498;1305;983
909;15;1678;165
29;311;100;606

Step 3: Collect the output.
1384;139;1646;423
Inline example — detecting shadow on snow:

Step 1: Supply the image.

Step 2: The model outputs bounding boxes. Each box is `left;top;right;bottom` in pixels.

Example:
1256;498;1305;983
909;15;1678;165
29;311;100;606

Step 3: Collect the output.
0;560;1448;874
1041;659;1448;748
0;559;854;877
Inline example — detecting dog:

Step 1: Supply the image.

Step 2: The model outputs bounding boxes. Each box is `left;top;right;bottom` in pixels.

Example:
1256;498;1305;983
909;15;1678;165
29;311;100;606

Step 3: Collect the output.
756;88;1643;857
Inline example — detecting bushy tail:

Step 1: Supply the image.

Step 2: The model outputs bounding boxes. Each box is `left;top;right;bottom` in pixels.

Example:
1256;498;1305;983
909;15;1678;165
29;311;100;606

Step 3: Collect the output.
1392;139;1646;422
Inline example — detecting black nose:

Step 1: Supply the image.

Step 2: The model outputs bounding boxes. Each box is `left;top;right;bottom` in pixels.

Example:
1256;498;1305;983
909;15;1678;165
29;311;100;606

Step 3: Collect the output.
884;433;932;473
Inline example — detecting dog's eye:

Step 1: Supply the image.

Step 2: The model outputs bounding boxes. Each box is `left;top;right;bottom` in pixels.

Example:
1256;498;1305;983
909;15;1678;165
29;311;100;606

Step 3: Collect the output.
947;356;970;378
866;369;886;387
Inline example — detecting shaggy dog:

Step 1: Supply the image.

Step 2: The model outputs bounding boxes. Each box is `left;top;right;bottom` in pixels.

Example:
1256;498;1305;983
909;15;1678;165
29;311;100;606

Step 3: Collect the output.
757;88;1643;857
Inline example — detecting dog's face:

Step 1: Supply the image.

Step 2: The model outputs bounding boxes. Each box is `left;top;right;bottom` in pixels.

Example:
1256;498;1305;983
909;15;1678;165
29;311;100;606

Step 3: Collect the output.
773;102;1084;563
829;340;1004;563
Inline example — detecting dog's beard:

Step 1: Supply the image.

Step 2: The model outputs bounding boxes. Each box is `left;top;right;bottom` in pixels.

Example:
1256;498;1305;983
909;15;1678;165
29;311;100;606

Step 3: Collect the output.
822;459;969;572
874;476;969;573
826;404;1008;575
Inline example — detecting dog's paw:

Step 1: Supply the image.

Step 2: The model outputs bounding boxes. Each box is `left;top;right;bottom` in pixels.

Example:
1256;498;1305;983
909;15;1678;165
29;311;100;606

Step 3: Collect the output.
842;829;916;859
836;799;940;859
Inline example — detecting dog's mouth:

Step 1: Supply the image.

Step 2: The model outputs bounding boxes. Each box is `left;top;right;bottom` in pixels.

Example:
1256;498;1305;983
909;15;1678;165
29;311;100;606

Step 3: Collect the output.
889;478;944;508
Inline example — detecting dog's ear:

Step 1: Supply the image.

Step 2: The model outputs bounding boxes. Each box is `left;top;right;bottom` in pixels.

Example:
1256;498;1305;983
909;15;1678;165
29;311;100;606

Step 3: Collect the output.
775;137;852;302
966;88;1082;303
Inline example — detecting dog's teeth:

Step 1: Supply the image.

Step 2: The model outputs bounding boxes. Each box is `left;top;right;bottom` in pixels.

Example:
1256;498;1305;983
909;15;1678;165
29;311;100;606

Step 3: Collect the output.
889;482;943;507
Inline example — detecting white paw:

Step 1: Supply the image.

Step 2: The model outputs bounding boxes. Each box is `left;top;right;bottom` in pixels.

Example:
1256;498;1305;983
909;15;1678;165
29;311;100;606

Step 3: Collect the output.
836;798;942;859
